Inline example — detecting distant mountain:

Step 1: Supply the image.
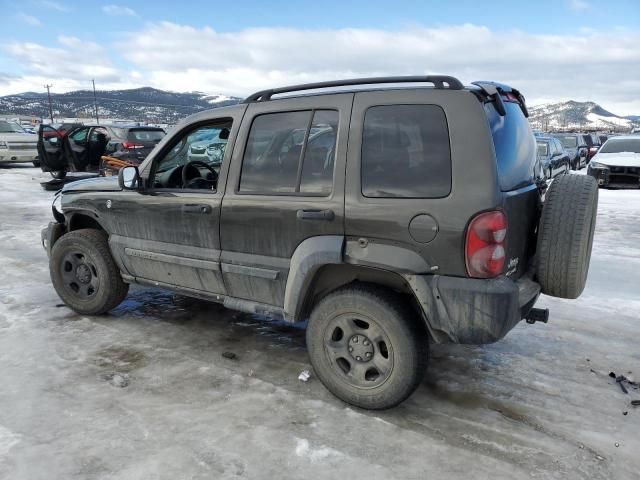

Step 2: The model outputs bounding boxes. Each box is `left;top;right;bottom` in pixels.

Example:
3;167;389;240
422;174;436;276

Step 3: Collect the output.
528;101;639;132
0;87;242;124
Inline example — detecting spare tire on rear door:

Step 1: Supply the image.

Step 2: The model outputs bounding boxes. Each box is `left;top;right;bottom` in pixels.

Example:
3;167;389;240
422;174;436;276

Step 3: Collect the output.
536;174;598;299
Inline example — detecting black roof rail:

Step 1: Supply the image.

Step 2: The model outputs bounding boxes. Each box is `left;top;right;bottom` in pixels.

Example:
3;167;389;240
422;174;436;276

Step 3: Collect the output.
243;75;464;103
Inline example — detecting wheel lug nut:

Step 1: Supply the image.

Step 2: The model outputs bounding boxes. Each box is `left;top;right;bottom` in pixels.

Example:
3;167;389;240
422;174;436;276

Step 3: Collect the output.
348;347;353;352
356;356;362;361
365;352;372;358
363;340;369;346
352;337;358;343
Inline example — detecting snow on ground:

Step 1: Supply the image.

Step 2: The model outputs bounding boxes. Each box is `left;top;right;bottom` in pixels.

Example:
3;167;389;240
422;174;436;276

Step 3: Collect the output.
0;165;639;479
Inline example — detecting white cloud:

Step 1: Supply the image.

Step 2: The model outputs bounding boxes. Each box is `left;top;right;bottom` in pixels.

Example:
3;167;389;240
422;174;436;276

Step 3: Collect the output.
2;23;640;115
4;36;120;84
116;22;640;114
568;0;590;11
38;0;70;12
102;4;137;16
17;13;41;26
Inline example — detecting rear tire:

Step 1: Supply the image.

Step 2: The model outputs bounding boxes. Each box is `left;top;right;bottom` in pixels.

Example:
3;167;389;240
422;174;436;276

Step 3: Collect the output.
50;229;129;314
306;284;428;410
536;175;598;299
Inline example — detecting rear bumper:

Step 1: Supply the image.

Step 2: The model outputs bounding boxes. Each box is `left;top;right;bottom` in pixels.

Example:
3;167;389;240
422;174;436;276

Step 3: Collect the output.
403;272;541;344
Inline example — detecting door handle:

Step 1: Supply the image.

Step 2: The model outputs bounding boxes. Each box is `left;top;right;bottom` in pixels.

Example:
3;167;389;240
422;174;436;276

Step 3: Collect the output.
182;204;212;214
296;209;335;221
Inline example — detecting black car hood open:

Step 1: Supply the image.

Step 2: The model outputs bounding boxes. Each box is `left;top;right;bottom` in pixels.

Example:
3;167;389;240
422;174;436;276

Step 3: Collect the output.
62;176;121;193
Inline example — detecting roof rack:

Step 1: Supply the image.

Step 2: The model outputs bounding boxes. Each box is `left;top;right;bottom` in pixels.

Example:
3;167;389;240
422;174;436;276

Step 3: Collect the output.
243;75;464;103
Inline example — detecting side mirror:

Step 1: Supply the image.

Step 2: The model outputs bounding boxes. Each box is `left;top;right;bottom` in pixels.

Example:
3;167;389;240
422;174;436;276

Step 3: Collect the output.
118;166;140;190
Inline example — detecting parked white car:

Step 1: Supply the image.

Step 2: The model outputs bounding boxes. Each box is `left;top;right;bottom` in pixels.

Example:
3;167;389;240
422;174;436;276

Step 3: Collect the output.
0;121;39;165
587;135;640;188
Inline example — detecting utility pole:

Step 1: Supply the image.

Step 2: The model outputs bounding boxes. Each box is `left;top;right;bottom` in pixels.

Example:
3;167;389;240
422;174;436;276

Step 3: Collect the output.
44;84;54;123
92;79;99;124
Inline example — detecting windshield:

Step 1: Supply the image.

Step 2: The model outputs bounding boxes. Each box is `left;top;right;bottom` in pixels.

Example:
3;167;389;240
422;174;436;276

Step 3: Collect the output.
556;135;577;148
599;138;640;154
536;142;549;156
0;121;26;133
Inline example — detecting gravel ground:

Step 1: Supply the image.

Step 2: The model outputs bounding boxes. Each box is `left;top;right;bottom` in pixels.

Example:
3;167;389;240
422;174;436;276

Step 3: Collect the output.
0;165;638;480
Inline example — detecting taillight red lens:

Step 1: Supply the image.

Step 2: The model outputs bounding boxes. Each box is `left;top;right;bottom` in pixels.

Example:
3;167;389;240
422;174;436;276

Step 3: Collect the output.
122;141;144;149
465;210;507;278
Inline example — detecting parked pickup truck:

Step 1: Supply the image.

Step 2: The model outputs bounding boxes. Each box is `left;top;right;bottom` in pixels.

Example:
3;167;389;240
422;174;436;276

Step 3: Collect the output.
0;120;39;165
41;76;598;409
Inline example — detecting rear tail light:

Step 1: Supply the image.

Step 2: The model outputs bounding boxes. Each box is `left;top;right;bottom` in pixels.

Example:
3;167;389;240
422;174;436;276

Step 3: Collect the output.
122;141;144;149
465;210;507;278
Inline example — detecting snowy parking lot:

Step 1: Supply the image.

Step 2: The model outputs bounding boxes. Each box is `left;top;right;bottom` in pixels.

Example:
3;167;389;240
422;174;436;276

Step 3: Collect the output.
0;165;638;480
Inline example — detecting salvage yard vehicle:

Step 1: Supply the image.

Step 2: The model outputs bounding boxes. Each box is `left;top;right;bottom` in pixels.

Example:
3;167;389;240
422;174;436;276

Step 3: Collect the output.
588;135;640;188
37;124;165;180
42;122;83;140
535;136;571;179
552;133;589;170
0;120;39;166
41;76;599;409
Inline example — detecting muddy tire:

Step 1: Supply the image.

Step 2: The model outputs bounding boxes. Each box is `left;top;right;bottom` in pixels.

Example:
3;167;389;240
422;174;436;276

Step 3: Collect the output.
50;229;129;315
306;284;428;410
536;174;598;299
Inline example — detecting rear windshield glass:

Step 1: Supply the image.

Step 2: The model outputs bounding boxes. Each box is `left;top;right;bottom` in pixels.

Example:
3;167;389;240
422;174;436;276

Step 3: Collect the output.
536;141;548;156
556;135;578;148
484;102;536;191
129;129;165;141
599;138;640;154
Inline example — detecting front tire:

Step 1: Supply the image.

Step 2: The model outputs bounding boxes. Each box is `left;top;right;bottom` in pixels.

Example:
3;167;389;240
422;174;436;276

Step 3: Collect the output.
50;229;129;315
306;284;428;410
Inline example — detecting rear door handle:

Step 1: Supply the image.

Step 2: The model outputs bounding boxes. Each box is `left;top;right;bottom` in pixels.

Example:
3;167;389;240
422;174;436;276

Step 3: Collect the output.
182;204;211;214
296;209;335;221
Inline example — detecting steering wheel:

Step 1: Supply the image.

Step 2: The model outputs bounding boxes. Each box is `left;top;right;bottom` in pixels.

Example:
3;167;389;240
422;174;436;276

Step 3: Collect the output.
181;160;218;189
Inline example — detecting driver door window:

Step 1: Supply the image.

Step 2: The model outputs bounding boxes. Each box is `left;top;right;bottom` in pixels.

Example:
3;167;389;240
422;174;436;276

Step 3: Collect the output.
152;122;232;191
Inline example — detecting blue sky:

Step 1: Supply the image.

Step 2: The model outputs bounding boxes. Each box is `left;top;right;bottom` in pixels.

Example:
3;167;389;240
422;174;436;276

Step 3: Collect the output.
1;0;639;113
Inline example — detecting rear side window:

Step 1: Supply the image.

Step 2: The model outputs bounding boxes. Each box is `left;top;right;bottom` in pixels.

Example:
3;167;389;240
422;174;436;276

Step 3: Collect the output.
484;102;536;191
240;110;338;195
361;105;451;198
